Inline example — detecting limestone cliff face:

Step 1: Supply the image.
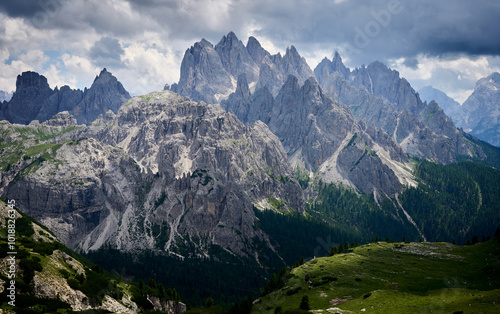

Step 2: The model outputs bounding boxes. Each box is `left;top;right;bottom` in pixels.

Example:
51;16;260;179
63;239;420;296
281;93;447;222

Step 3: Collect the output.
0;91;303;260
314;54;485;164
222;75;411;195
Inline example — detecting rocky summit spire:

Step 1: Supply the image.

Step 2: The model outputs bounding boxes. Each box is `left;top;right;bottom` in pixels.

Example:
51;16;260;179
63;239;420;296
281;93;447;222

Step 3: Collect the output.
246;36;269;64
75;68;130;124
91;68;115;85
331;51;350;79
216;31;257;82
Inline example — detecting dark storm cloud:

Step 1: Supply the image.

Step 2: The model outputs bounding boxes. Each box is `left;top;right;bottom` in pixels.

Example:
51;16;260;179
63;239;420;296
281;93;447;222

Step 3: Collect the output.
89;37;125;69
403;57;419;69
0;0;152;37
0;0;45;18
235;0;500;65
2;0;500;67
114;0;500;67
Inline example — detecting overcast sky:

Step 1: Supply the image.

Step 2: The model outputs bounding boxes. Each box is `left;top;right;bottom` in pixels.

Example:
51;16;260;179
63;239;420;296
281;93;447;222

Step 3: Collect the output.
1;0;500;103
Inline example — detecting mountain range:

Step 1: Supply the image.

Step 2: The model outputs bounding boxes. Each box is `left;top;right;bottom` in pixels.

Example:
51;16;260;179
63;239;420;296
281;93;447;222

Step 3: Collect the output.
1;31;500;310
418;74;500;148
0;69;130;125
1;90;305;260
171;31;314;103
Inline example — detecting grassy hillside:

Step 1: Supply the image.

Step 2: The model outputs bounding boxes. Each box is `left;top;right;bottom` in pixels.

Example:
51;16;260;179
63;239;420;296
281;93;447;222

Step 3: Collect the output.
253;237;500;313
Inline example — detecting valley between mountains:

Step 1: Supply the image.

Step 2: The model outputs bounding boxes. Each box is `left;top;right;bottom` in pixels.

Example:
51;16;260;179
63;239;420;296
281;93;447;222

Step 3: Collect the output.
1;32;499;313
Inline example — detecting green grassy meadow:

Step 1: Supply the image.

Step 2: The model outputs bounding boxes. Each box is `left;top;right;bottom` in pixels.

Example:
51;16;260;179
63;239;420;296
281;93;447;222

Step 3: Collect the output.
253;238;500;313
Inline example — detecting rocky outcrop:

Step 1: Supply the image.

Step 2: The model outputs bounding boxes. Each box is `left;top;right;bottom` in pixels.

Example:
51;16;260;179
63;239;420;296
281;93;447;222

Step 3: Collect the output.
0;90;304;261
42;111;78;127
0;69;130;126
172;32;314;104
454;73;500;147
314;54;485;164
147;296;186;314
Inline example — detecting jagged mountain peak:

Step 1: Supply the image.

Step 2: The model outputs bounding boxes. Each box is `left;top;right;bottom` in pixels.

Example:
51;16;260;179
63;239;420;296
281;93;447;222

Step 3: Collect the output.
315;55;486;164
198;38;213;47
455;72;500;146
367;60;391;72
332;51;350;74
175;33;315;102
215;31;257;82
91;68;120;86
246;36;269;63
188;38;214;54
315;52;350;82
95;67;110;77
217;31;240;46
247;35;262;48
286;45;299;55
284;45;302;61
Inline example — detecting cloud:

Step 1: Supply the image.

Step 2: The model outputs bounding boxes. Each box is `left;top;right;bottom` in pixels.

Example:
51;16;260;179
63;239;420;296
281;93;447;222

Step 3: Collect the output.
0;48;50;92
389;54;500;103
403;57;419;69
117;42;179;95
0;0;44;18
89;37;125;69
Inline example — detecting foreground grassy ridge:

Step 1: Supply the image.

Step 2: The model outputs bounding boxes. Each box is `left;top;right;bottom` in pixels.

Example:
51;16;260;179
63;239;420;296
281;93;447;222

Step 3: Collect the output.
253;239;500;313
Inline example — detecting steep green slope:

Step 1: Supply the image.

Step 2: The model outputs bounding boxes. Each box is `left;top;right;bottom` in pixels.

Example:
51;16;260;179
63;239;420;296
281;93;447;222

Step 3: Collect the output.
306;160;500;246
401;160;500;243
458;132;500;169
254;237;500;313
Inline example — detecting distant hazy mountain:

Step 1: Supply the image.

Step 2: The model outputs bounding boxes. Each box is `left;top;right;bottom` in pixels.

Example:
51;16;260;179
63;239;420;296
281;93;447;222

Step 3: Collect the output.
0;90;12;102
418;85;461;118
455;73;500;147
0;69;130;125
